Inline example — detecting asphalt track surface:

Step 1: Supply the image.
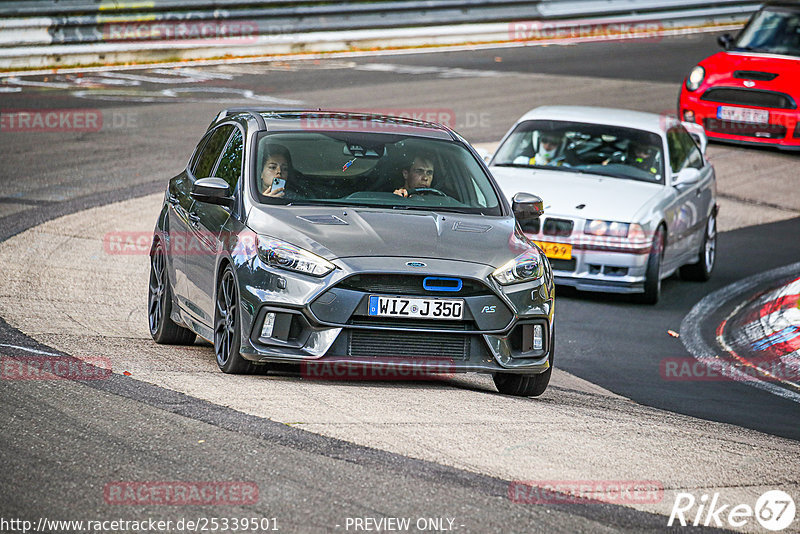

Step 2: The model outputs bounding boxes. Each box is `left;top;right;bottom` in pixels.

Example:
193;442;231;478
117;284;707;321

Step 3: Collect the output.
1;32;799;531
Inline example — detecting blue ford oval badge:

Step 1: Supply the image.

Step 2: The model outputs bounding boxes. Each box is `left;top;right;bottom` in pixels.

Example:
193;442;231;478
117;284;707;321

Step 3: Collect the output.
406;261;427;268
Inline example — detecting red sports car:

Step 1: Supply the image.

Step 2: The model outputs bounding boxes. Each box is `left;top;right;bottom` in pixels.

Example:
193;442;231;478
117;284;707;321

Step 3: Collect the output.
679;1;800;150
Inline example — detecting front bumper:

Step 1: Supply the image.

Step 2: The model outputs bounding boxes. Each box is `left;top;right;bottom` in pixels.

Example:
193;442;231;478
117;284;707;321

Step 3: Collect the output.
234;256;555;375
679;90;800;149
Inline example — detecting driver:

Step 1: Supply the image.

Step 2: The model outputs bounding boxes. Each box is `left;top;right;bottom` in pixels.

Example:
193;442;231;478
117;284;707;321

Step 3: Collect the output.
628;141;659;175
393;154;435;197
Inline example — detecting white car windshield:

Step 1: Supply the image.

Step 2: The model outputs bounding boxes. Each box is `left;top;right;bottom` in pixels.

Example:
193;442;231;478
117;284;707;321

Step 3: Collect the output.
492;120;665;184
252;131;502;215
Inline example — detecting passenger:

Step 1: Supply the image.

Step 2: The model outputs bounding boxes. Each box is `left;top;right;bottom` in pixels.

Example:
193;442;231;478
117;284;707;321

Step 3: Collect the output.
260;144;293;198
514;131;563;166
393;153;435;197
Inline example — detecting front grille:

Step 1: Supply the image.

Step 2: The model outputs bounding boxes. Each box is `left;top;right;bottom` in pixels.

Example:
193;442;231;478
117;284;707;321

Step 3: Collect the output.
520;218;540;234
733;70;778;81
550;258;577;272
543;218;573;237
350;318;472;331
701;88;796;110
349;330;470;359
337;274;491;296
703;118;787;139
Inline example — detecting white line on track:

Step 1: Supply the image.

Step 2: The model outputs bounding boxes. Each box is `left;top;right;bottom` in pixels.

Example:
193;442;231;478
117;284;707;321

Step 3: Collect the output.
0;343;61;356
680;261;800;404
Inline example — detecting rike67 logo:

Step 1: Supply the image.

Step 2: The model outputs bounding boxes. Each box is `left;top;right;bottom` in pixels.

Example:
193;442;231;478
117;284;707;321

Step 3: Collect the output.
669;490;795;531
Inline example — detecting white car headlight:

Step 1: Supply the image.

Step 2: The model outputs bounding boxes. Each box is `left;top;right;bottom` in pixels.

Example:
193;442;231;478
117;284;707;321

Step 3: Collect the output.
585;220;632;238
686;66;705;91
257;236;335;277
492;249;544;285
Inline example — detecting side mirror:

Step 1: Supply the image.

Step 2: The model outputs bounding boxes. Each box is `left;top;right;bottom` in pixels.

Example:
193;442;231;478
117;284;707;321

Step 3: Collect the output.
682;121;708;154
717;33;734;50
512;192;544;221
474;147;492;163
192;177;233;207
673;168;701;187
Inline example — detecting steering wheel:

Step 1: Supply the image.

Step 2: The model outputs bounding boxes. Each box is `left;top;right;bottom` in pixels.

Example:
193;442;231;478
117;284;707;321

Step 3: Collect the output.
409;187;448;197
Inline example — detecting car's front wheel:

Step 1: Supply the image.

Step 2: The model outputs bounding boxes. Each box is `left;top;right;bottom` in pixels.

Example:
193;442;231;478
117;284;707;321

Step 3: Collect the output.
493;327;554;397
214;266;252;374
148;240;196;345
635;226;665;305
680;211;716;282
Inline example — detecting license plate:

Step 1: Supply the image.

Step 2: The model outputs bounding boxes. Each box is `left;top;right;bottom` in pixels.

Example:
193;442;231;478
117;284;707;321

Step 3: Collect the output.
717;106;769;124
368;296;464;320
534;241;572;260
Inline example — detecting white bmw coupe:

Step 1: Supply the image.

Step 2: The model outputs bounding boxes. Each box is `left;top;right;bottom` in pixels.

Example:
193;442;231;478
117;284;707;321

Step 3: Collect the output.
489;106;717;304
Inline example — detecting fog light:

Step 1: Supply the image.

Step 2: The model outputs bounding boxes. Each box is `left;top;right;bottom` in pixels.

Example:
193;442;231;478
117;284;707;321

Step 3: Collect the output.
261;312;276;338
683;110;696;123
533;324;543;351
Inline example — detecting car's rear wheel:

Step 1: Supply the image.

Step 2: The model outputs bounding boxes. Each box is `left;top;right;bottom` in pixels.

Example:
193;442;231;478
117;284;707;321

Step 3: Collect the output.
635;226;665;305
493;326;554;397
148;241;196;345
214;266;252;374
680;212;716;282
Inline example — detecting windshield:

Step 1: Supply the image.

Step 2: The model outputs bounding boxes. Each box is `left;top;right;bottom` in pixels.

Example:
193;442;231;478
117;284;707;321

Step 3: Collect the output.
492;120;665;184
736;8;800;56
251;131;501;215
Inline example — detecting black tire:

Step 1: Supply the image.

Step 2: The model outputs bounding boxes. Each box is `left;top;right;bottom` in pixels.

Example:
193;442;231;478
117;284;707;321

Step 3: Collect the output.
214;266;252;374
148;241;197;345
680;211;716;282
634;226;665;305
493;325;554;397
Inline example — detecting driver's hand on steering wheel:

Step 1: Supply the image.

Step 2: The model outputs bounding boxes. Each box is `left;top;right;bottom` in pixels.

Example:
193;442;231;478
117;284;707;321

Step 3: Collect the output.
393;188;409;198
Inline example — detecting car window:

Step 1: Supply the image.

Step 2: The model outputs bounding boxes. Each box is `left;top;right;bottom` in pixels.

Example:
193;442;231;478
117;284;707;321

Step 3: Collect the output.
193;125;234;179
492;120;665;184
252;131;502;216
736;8;800;57
666;127;688;174
678;127;704;170
214;127;244;190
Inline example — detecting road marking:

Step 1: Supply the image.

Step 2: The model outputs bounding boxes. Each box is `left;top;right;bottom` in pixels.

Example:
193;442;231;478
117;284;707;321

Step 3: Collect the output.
0;343;61;356
354;62;505;78
681;261;800;404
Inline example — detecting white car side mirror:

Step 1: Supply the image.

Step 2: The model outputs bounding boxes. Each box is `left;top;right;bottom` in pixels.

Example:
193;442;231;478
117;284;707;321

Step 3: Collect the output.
673;167;701;187
681;121;708;155
474;147;492;163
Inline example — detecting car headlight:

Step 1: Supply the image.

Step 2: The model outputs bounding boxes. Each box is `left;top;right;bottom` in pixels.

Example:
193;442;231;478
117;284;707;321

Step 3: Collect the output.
685;66;705;91
585;220;632;238
257;236;335;277
492;249;544;285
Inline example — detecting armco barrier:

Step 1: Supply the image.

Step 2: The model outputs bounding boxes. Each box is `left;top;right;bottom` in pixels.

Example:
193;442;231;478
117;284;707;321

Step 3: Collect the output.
0;0;760;70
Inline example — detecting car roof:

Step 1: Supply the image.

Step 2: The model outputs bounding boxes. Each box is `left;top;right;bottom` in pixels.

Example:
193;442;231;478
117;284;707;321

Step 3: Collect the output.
516;106;675;135
213;108;456;140
763;1;800;11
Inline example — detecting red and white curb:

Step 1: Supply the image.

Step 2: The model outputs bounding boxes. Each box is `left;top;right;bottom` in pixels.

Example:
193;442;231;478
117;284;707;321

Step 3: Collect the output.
681;262;800;403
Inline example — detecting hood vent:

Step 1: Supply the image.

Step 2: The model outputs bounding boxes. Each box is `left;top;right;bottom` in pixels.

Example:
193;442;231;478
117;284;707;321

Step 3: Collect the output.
296;214;348;225
733;70;778;81
452;221;492;233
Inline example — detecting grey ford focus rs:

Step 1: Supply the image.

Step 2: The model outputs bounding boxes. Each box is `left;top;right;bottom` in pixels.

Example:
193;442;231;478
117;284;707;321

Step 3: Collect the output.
148;109;555;396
